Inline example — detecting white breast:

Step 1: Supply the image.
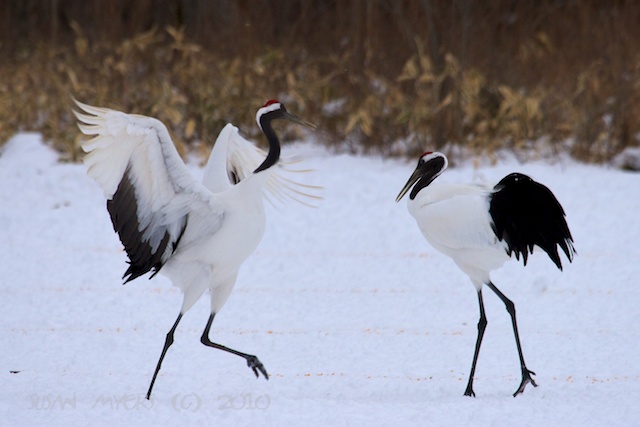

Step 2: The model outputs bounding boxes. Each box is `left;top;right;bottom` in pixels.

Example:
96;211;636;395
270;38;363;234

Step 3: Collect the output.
162;171;270;312
407;182;510;287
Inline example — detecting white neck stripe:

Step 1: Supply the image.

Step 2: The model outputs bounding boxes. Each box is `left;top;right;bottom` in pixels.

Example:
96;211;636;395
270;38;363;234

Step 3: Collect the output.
256;103;282;129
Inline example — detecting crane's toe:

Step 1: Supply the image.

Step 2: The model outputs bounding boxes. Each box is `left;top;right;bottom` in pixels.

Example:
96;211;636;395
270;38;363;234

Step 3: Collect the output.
513;368;537;397
246;355;269;380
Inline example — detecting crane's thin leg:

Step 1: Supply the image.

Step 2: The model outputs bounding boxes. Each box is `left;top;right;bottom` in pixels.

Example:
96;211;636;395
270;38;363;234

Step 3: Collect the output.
146;312;183;400
464;289;487;397
201;313;269;380
486;281;537;397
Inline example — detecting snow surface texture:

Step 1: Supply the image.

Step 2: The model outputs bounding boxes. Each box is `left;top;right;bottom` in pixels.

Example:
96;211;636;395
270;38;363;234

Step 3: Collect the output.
1;133;639;426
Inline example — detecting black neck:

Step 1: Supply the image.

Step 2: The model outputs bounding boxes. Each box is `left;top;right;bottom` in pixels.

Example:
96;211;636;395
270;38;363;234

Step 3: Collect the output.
409;175;435;200
409;156;446;199
254;114;281;173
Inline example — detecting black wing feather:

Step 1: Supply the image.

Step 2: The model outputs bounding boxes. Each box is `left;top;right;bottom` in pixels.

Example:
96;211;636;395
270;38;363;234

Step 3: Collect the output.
489;173;575;270
107;168;187;283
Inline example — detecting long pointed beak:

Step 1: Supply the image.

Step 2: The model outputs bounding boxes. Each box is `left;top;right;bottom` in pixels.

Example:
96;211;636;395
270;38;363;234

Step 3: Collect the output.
395;167;422;202
284;111;316;130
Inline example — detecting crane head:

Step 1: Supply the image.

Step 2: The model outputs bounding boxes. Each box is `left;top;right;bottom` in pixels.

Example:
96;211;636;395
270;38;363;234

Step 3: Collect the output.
396;151;448;202
256;100;315;131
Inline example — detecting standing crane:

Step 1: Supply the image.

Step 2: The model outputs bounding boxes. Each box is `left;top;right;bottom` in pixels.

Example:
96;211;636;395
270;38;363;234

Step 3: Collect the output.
74;99;315;400
396;151;575;397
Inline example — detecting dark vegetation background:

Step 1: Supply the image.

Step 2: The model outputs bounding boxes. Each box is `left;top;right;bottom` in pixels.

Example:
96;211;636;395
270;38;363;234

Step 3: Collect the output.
1;0;639;162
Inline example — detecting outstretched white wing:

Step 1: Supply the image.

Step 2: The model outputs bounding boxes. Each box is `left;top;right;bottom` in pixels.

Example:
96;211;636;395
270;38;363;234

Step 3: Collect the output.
74;100;220;282
202;123;322;207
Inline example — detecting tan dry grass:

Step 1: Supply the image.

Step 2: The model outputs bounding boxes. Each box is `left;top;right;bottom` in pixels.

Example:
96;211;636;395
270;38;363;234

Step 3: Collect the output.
1;1;640;162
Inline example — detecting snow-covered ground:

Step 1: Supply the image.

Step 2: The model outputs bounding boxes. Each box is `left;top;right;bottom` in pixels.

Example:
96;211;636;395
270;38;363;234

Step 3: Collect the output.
1;133;639;426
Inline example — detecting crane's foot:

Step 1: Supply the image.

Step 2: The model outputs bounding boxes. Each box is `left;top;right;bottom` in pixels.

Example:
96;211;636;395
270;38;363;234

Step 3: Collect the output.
513;367;537;397
463;378;476;397
246;355;269;380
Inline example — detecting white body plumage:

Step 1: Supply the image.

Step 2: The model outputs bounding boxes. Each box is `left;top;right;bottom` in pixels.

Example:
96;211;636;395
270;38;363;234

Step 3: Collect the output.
76;103;271;314
162;169;269;313
406;182;510;289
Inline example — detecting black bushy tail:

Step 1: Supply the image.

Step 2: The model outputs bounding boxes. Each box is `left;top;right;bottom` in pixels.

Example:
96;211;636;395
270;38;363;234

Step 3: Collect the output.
489;173;576;270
